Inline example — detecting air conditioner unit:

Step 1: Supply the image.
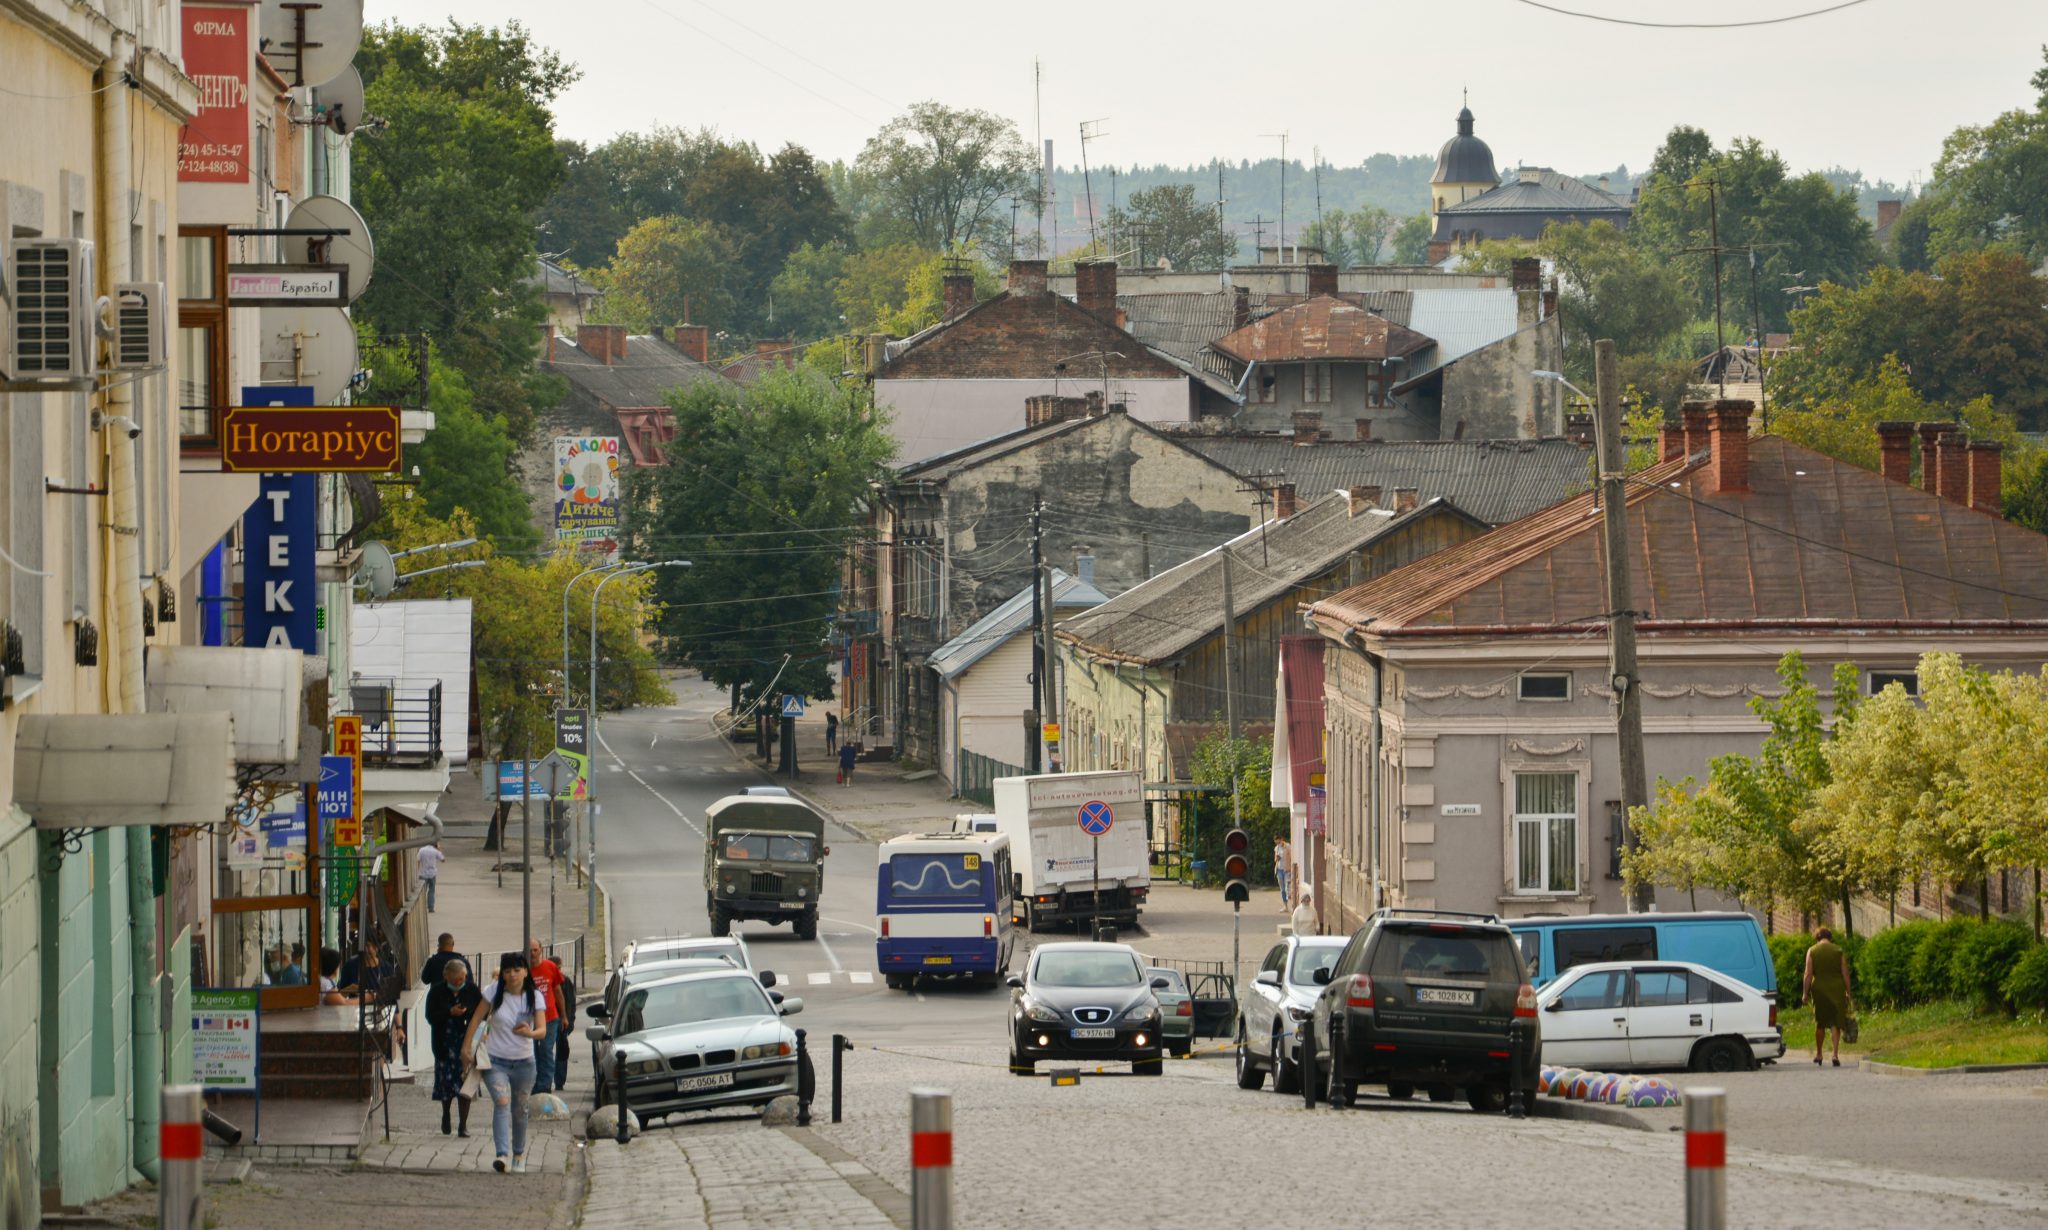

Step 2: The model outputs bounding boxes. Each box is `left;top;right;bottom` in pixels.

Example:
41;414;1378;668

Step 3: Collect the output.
112;281;165;371
5;238;95;383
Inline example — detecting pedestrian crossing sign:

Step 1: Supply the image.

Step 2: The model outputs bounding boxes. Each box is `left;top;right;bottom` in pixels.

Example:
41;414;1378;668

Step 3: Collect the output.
781;693;805;717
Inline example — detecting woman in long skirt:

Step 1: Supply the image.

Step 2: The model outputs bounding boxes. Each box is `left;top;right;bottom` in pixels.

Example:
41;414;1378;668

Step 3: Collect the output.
425;957;483;1134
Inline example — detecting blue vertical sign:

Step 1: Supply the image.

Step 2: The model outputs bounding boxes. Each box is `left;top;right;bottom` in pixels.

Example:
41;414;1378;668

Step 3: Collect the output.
240;386;318;654
316;756;354;834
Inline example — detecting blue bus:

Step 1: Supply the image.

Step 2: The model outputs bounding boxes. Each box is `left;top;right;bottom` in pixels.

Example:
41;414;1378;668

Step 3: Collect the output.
875;833;1017;990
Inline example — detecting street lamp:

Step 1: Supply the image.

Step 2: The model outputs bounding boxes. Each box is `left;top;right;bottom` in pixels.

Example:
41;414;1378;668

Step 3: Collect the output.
1531;369;1594;405
562;559;628;706
586;558;690;925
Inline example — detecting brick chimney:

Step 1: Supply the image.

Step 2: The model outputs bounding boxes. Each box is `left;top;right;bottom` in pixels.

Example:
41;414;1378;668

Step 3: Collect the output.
1935;433;1971;505
1876;199;1903;236
1426;240;1450;265
579;323;626;364
1659;418;1685;462
1917;422;1957;494
1392;487;1419;513
1354;418;1372;441
1565;412;1594;447
1706;400;1753;494
1968;441;2004;517
1306;263;1338;296
755;337;795;370
942;273;975;320
1074;259;1118;320
1008;259;1049;295
1681;402;1714;458
1293;412;1322;446
1345;485;1382;517
1510;256;1542;293
541;322;556;364
1025;391;1104;426
673;324;709;363
1274;484;1298;520
1875;421;1914;485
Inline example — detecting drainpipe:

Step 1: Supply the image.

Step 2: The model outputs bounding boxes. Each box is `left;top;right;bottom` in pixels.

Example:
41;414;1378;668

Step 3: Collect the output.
1115;664;1148;785
942;678;961;798
99;26;160;1181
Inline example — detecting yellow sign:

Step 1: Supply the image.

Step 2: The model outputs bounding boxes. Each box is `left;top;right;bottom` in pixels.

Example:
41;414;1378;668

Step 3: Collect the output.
332;715;363;848
1042;722;1061;743
963;854;981;870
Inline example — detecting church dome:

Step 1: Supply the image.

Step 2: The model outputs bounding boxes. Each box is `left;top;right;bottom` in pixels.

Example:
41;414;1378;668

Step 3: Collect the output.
1432;106;1498;186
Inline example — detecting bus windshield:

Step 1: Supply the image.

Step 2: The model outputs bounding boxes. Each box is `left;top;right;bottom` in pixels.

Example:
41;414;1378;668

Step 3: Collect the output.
886;852;988;905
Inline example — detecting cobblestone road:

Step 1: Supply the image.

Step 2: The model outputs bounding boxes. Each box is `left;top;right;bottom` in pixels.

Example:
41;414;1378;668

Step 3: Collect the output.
581;1124;902;1229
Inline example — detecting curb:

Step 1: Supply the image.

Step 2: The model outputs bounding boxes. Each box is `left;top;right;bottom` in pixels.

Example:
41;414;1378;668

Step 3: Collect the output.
1527;1097;1659;1132
779;1126;912;1230
1861;1057;2048;1077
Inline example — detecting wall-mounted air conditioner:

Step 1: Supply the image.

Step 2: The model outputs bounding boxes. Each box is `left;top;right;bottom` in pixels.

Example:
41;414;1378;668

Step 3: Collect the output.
112;281;166;371
5;238;96;383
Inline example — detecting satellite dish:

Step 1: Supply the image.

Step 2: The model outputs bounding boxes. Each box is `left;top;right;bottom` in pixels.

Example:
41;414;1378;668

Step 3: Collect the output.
312;66;364;136
358;541;397;600
257;306;359;402
259;0;364;90
282;195;373;303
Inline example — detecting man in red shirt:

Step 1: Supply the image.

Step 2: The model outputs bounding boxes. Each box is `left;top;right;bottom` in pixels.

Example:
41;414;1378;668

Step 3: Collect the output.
526;938;564;1094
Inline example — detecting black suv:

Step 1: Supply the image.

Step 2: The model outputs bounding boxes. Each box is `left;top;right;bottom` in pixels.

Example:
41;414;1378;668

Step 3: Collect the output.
1297;909;1539;1112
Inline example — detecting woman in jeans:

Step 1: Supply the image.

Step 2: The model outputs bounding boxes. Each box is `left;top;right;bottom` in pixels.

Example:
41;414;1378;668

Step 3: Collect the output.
461;952;548;1173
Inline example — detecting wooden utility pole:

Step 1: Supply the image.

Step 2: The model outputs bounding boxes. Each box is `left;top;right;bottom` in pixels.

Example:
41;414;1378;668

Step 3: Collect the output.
1027;498;1045;772
1594;339;1652;911
1220;548;1242;830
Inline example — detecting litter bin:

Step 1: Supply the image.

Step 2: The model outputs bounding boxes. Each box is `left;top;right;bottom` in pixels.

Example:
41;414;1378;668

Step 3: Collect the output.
1189;860;1207;886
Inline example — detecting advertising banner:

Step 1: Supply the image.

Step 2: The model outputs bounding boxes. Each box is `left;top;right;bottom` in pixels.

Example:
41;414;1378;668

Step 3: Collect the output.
179;6;252;184
554;708;589;799
220;405;400;472
192;989;259;1090
554;437;621;554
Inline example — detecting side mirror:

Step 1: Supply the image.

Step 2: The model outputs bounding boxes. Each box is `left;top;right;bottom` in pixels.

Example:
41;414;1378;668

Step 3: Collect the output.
1149;976;1170;990
779;997;804;1016
1254;970;1281;988
823;846;832;857
758;970;777;989
769;990;785;1004
1312;967;1333;986
1544;1000;1563;1013
587;1003;609;1020
1005;975;1023;990
583;1025;608;1042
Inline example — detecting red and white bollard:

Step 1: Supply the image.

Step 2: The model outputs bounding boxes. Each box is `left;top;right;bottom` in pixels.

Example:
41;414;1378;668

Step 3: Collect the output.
160;1085;204;1230
1684;1086;1727;1229
910;1087;953;1230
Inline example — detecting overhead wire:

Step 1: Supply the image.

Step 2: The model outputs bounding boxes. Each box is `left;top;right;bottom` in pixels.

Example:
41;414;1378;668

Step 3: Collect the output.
1507;0;1879;28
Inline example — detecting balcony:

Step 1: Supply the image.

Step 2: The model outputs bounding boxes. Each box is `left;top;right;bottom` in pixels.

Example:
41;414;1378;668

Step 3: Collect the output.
340;677;444;767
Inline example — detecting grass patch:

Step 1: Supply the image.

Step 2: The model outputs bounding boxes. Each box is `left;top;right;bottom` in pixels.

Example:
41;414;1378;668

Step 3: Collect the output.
1778;1000;2048;1068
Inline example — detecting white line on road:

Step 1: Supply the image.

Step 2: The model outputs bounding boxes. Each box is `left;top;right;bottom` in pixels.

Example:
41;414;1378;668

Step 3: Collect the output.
597;727;703;836
847;971;873;984
807;972;831;986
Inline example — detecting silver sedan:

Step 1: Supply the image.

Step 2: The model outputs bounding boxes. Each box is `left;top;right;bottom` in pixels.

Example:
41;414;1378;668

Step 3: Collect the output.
585;969;808;1122
1235;935;1346;1092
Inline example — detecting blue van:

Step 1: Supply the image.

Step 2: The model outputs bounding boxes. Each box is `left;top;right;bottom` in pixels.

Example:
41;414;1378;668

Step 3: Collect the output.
1508;912;1776;998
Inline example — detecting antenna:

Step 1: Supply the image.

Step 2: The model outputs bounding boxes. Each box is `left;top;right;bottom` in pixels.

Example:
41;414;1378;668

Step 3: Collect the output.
1035;60;1046;256
1079;118;1109;251
1260;132;1290;262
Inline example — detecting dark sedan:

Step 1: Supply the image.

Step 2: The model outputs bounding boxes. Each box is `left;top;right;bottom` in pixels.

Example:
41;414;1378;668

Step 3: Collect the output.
1007;942;1165;1076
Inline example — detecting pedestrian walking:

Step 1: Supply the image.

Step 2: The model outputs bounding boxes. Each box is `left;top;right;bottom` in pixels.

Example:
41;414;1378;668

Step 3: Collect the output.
462;951;547;1174
425;958;481;1136
825;711;839;755
1273;836;1291;908
1291;892;1318;937
1803;926;1854;1067
838;739;857;786
420;932;459;988
417;839;445;913
525;938;565;1094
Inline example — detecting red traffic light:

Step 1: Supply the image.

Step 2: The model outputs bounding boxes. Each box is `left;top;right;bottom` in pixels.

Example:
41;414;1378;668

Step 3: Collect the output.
1221;827;1252;901
1222;852;1251;880
1224;828;1250;854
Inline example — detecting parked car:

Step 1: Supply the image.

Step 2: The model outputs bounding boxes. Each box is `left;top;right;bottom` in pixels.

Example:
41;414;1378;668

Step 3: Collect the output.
1235;935;1347;1093
621;935;753;972
1007;942;1166;1076
1299;909;1540;1113
591;957;764;1073
1536;960;1783;1073
1508;912;1775;998
1146;967;1195;1057
584;968;808;1121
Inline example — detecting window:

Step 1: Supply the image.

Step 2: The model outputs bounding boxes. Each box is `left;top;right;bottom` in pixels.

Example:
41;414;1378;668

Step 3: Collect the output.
1256;367;1277;404
1555;969;1625;1012
1302;362;1332;404
1555;925;1656;973
885;852;986;904
1512;771;1578;894
1517;672;1571;701
1365;360;1391;408
178;227;227;446
1868;670;1919;697
1632;969;1690;1008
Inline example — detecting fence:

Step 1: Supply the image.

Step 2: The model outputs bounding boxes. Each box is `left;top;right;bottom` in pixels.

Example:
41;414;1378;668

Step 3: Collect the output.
956;750;1026;807
342;677;444;766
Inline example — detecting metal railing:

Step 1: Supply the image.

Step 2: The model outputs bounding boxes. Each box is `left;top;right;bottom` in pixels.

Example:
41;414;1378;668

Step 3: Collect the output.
956;750;1026;807
342;677;444;766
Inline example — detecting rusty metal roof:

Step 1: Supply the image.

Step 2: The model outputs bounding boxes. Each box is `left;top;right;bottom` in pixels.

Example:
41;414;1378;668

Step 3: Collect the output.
1209;295;1433;366
1307;436;2048;637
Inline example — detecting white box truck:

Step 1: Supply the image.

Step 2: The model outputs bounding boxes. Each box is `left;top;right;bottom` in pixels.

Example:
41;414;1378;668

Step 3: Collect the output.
992;771;1149;932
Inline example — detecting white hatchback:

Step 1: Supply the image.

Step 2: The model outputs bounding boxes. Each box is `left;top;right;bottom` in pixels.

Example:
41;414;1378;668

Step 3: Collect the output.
1535;959;1784;1073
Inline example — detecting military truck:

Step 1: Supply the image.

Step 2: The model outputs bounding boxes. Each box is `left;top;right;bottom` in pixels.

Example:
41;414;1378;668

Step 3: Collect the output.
703;792;829;939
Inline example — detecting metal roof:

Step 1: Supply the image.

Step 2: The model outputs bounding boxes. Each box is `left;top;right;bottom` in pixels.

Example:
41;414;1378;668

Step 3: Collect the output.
1404;288;1521;366
929;568;1109;680
547;334;729;409
1437;169;1632;216
1433;107;1498;185
1210;296;1433;365
1173;435;1592;527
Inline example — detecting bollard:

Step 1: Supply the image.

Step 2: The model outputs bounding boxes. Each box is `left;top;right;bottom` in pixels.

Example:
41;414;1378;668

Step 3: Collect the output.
159;1085;204;1230
1507;1023;1527;1120
1685;1086;1727;1229
614;1051;631;1145
909;1088;953;1230
831;1033;852;1124
795;1028;813;1126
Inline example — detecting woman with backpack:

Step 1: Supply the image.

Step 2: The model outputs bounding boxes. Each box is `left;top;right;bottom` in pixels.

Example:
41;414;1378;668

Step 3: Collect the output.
461;951;549;1173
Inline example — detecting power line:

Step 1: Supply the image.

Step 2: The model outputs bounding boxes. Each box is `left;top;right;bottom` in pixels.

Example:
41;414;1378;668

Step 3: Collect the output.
1508;0;1878;28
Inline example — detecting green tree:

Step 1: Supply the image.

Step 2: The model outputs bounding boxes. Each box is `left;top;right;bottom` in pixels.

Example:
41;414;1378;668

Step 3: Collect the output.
1187;734;1286;883
853;102;1034;256
1346;205;1397;265
1917;50;2048;266
767;241;851;341
1541;221;1690;380
597;216;741;332
1299;215;1349;268
403;354;541;554
1390;212;1432;264
623;370;895;705
1102;183;1237;271
833;243;939;334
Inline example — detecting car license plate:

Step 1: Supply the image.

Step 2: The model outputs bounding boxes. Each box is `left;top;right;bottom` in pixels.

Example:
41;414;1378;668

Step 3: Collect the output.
676;1071;735;1093
1071;1027;1115;1039
922;956;952;965
1415;987;1476;1006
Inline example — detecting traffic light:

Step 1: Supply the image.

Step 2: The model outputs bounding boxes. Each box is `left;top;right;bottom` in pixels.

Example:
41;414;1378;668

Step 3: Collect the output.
1221;828;1251;904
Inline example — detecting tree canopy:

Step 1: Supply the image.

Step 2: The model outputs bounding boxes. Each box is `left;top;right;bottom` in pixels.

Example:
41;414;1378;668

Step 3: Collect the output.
851;102;1034;256
1100;183;1237;272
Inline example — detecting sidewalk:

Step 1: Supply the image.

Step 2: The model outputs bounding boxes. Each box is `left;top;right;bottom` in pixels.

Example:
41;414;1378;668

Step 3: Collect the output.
580;1125;907;1229
723;697;961;841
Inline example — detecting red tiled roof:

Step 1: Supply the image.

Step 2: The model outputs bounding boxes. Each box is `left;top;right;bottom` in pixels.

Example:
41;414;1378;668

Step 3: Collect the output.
1210;295;1434;365
1308;436;2048;637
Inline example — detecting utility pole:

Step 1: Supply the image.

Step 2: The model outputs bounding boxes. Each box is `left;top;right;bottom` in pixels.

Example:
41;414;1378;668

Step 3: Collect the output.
1027;497;1045;773
1594;338;1652;912
1079;119;1108;250
1220;548;1242;831
1235;473;1285;565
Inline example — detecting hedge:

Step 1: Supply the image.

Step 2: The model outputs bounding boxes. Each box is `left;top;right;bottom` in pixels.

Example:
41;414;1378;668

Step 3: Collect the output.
1856;920;1940;1009
1951;921;2034;1013
1909;919;1979;1004
2003;942;2048;1014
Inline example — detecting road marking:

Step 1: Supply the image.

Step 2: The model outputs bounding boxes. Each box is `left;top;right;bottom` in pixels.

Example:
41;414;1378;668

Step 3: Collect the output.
822;916;879;935
815;929;845;973
597;727;703;836
807;972;832;986
848;972;873;984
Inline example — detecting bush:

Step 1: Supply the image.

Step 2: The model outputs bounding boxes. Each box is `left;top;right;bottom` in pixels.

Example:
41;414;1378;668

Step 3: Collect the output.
2002;941;2048;1014
1857;920;1941;1008
1910;919;1978;1003
1950;921;2034;1013
1769;933;1811;1006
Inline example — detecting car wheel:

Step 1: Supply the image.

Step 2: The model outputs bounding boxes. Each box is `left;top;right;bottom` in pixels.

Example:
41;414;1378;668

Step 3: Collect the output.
1172;1039;1191;1058
1385;1081;1416;1101
1009;1033;1033;1075
1326;1019;1352;1109
1235;1024;1265;1091
1298;1022;1319;1109
1427;1085;1455;1103
1693;1037;1747;1073
1133;1058;1163;1076
1467;1084;1508;1114
1270;1029;1300;1095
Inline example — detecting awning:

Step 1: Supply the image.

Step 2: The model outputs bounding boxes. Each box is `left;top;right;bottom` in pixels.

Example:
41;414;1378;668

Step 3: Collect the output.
16;712;236;827
145;644;305;766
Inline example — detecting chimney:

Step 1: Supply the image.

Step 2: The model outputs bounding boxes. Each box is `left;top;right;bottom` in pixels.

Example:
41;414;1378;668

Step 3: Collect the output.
1274;484;1298;519
1658;418;1685;461
1231;285;1252;330
1074;547;1096;586
1917;422;1957;494
1293;412;1322;446
542;322;555;364
1025;392;1099;426
673;324;709;363
1518;167;1542;184
1345;485;1382;517
1306;263;1338;296
1967;441;2004;517
1706;399;1753;494
1007;259;1049;295
1935;433;1971;505
1875;421;1914;485
1510;257;1541;293
1392;487;1419;513
1681;402;1714;457
1566;411;1595;447
579;324;625;364
1598;175;1611;193
942;272;975;320
1426;240;1450;265
1075;259;1118;320
609;325;628;361
1876;199;1903;235
1354;418;1372;441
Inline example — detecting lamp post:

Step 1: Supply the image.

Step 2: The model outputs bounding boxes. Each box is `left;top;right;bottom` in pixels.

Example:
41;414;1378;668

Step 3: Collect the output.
586;559;690;925
562;560;627;707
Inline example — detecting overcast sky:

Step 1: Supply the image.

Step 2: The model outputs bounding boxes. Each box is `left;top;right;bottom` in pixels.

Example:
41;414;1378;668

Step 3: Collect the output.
369;0;2043;190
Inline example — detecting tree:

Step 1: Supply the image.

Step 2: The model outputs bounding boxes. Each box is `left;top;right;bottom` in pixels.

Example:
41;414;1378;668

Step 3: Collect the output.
1102;183;1237;271
767;242;850;341
623;370;894;705
1187;733;1286;883
853;102;1033;256
1390;212;1433;264
1916;50;2048;267
596;215;740;332
1346;205;1397;265
1542;221;1690;379
399;348;541;554
1299;215;1349;268
832;243;939;334
1767;357;2033;493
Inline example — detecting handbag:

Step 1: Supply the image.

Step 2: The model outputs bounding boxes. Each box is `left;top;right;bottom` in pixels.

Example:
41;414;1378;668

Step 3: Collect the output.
472;1017;493;1070
1844;1014;1860;1045
459;1064;484;1099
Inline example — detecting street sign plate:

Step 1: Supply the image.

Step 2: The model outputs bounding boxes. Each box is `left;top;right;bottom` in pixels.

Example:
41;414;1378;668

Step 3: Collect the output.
780;693;805;717
1077;799;1114;836
318;755;357;847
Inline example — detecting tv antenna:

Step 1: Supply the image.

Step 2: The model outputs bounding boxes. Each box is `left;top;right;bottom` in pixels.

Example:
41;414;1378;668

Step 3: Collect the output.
1079;119;1110;250
1260;132;1290;260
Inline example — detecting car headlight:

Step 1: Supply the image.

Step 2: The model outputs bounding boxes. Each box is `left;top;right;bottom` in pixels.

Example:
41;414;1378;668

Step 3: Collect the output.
796;886;808;898
625;1057;667;1076
742;1041;793;1060
723;881;735;894
1024;1002;1061;1023
1286;1006;1312;1023
1123;1003;1159;1024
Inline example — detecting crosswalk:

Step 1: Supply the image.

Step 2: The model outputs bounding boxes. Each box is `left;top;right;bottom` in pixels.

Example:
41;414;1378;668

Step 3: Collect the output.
804;971;875;985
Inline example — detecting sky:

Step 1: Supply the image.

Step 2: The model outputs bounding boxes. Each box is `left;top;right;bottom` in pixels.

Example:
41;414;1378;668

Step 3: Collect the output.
366;0;2045;191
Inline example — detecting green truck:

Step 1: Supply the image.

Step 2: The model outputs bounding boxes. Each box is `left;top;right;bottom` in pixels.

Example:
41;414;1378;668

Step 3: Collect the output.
703;790;829;939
